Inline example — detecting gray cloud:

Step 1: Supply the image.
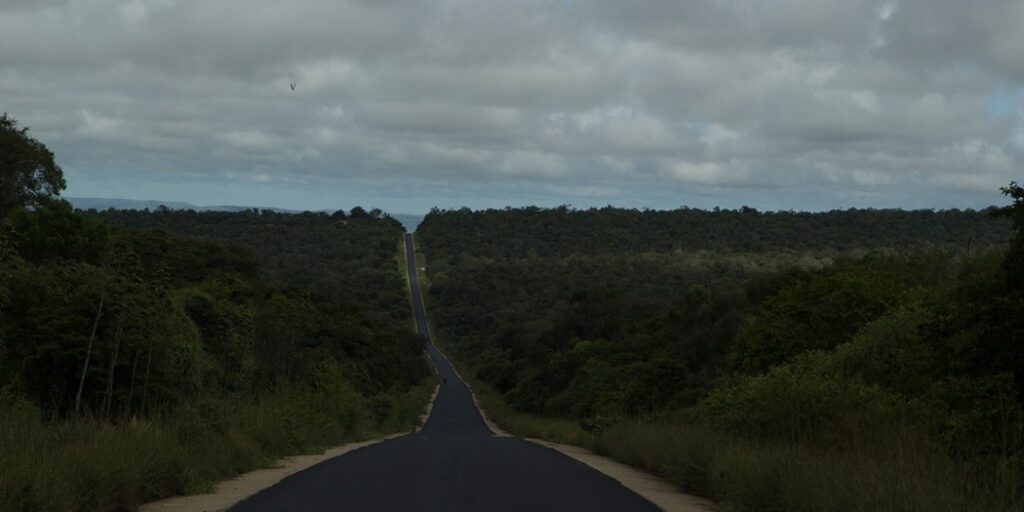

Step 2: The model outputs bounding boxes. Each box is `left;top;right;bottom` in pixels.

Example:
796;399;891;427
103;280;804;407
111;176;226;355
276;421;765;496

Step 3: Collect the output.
1;0;1021;212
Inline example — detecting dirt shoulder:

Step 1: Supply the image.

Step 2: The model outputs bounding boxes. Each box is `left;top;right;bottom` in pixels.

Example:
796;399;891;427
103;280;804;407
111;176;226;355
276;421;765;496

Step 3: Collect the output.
140;435;401;512
465;392;713;512
525;438;714;512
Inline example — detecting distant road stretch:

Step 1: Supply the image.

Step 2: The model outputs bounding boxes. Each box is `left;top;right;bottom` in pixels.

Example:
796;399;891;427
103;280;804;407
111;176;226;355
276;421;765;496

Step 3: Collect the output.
230;233;658;511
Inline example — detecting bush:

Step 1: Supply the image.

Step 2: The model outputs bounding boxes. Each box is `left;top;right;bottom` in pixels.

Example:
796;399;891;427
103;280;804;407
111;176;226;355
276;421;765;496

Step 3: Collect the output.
0;376;434;512
694;358;918;445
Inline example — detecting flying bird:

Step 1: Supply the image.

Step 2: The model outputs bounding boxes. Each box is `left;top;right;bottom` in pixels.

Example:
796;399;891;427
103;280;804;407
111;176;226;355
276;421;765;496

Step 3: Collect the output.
290;82;296;91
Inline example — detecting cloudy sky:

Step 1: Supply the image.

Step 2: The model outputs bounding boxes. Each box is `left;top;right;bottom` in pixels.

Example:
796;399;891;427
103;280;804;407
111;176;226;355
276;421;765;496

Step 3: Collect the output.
2;0;1022;213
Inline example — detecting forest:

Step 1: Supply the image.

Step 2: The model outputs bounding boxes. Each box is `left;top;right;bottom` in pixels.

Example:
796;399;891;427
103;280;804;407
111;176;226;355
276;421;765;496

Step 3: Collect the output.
0;115;432;511
4;109;1024;511
417;195;1024;512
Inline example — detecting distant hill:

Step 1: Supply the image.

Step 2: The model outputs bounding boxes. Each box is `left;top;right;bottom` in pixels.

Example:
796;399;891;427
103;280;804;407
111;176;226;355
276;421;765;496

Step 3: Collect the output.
66;196;297;213
66;196;424;231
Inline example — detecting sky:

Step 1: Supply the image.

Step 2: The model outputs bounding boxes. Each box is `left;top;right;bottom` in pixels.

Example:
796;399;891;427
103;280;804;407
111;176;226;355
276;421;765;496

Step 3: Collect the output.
2;0;1022;214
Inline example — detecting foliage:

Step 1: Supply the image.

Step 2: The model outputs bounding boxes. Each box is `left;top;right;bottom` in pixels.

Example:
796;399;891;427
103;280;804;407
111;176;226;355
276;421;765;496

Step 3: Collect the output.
977;181;1024;399
8;200;109;264
456;364;1022;512
729;253;951;373
997;181;1024;279
0;193;430;509
0;114;65;217
0;375;436;512
418;204;1008;264
86;207;409;325
599;420;1021;512
417;196;1022;511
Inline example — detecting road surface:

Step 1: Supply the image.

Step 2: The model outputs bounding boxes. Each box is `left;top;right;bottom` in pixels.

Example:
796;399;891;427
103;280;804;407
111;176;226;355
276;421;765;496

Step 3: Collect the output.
230;233;658;511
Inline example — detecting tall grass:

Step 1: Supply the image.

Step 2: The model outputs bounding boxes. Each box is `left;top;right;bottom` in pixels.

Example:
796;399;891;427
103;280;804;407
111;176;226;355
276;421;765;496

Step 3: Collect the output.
0;375;436;512
452;365;1023;512
470;376;597;447
601;421;1021;512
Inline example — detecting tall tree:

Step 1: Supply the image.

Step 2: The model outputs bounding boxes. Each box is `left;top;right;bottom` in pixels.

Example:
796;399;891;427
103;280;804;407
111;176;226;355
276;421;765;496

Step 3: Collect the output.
75;268;111;416
0;114;66;217
985;182;1024;397
0;221;14;355
998;181;1024;283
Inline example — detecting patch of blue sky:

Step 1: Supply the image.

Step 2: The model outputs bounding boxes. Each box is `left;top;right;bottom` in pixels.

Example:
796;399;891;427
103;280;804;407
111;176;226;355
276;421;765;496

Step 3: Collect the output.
987;86;1024;118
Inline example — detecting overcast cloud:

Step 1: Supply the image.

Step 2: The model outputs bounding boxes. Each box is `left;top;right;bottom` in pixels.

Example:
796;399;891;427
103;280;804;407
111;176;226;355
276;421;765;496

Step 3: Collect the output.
2;0;1021;212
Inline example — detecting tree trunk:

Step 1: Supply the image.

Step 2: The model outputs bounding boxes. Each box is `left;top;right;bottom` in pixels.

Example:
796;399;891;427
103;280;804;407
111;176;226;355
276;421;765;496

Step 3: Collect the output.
74;287;106;416
124;346;141;417
101;309;126;419
141;339;153;416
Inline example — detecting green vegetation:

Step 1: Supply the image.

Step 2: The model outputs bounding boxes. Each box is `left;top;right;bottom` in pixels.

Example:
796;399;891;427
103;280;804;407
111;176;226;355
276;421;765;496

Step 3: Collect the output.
86;205;408;327
0;116;431;511
0;376;435;512
4;111;1022;511
421;204;1007;258
0;114;65;217
418;197;1022;511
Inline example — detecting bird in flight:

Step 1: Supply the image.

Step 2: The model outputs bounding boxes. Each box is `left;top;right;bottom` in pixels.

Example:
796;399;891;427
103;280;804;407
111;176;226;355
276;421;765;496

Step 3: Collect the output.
290;82;296;91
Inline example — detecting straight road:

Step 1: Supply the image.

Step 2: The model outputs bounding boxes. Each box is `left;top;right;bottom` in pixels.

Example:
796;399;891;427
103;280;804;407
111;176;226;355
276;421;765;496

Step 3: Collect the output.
230;234;658;511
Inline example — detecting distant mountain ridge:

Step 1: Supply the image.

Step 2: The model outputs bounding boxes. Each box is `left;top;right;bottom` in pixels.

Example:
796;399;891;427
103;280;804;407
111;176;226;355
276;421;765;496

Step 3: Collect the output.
66;196;297;213
66;197;425;231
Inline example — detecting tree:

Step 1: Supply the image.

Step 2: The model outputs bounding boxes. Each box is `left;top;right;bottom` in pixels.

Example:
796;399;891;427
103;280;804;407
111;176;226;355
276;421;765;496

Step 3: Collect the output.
982;182;1024;398
0;114;66;217
997;181;1024;283
10;199;110;263
0;221;15;357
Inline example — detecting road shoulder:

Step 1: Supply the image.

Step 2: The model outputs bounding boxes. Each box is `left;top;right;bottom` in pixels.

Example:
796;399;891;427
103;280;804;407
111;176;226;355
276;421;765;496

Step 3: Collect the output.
140;382;441;512
138;435;401;512
441;342;713;511
525;438;714;512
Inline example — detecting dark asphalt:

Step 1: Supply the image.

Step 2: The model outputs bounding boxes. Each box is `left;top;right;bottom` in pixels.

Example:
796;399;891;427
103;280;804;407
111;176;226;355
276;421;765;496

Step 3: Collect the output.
230;234;658;511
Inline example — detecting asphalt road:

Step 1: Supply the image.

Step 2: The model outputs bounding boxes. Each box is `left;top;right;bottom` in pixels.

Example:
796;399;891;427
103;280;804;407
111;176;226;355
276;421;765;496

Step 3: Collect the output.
230;234;658;511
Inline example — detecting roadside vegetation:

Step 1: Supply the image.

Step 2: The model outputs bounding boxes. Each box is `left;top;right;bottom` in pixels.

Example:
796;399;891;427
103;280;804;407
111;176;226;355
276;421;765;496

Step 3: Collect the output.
0;115;432;511
418;194;1024;512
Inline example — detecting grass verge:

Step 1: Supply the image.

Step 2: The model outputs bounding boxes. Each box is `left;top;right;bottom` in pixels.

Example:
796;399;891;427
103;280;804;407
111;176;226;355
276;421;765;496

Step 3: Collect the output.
0;375;436;512
432;342;1022;512
601;420;1021;512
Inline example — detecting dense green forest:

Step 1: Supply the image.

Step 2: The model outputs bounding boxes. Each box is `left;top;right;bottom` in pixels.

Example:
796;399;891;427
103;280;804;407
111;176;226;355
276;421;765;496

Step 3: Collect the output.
418;197;1023;511
0;115;431;511
421;204;1009;259
84;206;408;326
4;109;1023;511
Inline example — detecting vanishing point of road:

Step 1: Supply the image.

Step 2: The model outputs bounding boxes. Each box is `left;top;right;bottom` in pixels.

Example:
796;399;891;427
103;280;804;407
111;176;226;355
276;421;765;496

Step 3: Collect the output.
231;233;659;511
